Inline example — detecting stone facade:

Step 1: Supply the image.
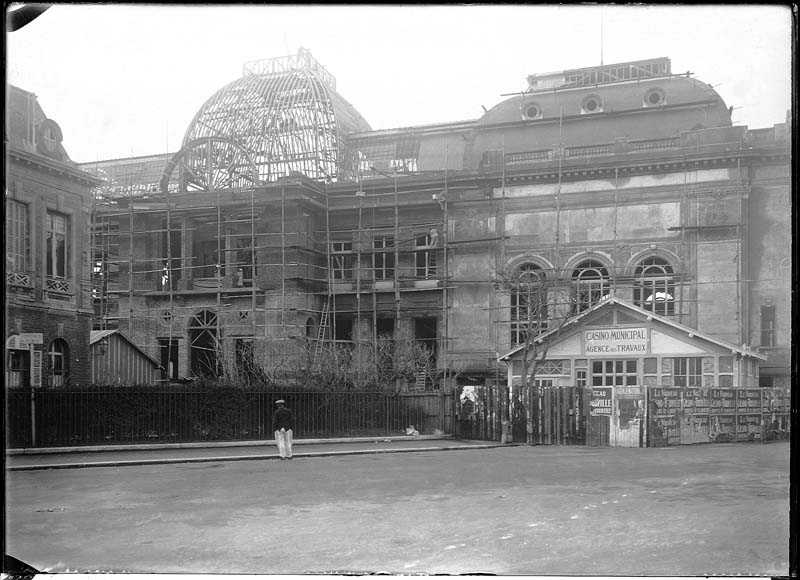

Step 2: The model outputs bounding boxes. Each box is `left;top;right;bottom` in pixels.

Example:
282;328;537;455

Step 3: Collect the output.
82;56;791;389
5;86;101;387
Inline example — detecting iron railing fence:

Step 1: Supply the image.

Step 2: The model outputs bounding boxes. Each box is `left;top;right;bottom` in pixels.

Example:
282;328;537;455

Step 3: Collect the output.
6;387;449;449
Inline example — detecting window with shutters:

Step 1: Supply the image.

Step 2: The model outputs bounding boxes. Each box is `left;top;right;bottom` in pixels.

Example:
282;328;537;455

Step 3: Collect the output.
46;211;69;279
6;199;29;273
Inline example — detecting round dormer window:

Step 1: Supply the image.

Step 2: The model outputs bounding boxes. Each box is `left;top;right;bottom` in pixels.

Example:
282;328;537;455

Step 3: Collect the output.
581;94;603;114
43;127;57;152
644;88;666;107
36;118;64;159
524;103;543;120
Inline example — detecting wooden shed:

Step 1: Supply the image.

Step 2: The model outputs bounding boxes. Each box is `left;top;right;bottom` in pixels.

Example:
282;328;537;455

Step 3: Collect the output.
90;329;162;385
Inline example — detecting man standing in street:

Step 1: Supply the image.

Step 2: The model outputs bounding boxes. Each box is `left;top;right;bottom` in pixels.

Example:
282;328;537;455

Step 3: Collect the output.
272;399;295;460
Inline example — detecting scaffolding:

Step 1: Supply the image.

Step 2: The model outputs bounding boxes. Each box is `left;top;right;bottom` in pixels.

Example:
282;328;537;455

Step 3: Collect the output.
90;168;454;388
182;48;370;184
86;53;775;391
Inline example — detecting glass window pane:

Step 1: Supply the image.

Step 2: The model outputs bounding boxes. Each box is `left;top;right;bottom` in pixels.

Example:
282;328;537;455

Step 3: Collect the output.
593;361;603;373
627;360;637;373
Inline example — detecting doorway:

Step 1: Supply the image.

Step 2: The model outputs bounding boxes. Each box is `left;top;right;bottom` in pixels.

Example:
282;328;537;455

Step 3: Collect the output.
189;310;220;377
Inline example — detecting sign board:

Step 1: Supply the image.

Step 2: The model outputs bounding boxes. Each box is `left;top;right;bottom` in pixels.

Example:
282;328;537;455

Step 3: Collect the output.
5;333;43;349
31;350;42;388
584;328;648;355
20;333;44;346
589;387;613;416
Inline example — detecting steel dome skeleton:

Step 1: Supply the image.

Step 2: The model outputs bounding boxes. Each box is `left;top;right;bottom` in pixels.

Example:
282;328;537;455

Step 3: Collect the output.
162;49;370;191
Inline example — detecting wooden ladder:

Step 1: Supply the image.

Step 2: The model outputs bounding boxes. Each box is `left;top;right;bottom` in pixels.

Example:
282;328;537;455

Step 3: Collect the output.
414;368;427;390
313;300;329;365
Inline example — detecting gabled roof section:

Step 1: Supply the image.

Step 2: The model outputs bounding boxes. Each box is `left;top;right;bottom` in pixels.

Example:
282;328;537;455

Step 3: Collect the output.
7;85;103;186
499;297;766;362
90;329;162;368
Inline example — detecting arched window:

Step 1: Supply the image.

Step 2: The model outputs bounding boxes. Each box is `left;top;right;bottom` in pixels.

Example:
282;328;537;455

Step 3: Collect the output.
48;339;69;387
572;260;610;313
189;310;220;378
511;263;548;345
634;257;675;315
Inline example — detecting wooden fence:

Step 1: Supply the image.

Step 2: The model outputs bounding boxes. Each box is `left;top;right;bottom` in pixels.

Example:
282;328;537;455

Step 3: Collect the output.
455;385;790;447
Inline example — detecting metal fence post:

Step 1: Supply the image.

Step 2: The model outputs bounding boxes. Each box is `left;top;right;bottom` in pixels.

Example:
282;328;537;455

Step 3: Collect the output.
439;390;445;433
30;387;36;447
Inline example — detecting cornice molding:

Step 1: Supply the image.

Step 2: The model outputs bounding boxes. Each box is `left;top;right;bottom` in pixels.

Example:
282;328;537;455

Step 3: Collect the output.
8;146;104;187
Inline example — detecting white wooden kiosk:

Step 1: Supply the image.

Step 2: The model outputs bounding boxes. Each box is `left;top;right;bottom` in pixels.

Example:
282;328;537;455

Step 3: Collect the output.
499;298;768;446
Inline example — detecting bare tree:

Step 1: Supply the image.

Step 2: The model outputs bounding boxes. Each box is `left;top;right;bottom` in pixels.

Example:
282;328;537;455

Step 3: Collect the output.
503;265;577;443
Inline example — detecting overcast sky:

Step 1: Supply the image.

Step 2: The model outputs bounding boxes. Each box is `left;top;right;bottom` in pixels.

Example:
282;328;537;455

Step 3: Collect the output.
6;4;793;164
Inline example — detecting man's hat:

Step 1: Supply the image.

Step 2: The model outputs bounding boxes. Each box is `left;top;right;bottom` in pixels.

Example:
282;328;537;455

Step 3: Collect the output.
275;399;285;405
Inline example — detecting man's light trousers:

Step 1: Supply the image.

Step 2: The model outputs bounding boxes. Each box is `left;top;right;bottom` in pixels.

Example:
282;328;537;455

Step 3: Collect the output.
274;428;293;458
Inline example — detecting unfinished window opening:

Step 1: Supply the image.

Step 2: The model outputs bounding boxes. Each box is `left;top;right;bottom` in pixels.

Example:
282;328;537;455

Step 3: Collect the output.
160;219;182;290
634;257;675;316
572;260;610;314
189;310;221;378
331;241;354;280
761;305;776;347
159;338;179;380
376;318;395;339
233;237;257;287
511;263;548;346
334;316;354;345
195;239;224;280
414;317;438;368
415;233;438;279
373;236;395;280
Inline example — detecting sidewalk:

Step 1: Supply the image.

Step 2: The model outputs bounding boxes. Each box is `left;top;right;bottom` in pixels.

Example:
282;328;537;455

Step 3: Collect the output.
6;436;509;471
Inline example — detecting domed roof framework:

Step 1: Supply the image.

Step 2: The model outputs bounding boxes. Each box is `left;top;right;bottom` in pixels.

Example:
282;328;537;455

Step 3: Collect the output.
177;49;370;188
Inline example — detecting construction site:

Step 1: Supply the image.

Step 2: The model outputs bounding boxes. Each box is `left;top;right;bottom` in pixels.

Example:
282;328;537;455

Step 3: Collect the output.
82;50;791;398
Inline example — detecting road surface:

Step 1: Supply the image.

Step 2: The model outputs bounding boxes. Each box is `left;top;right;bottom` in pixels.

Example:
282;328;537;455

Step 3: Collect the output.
4;441;790;575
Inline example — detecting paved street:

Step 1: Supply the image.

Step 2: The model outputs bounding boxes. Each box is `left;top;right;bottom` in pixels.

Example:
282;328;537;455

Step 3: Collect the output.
5;441;790;576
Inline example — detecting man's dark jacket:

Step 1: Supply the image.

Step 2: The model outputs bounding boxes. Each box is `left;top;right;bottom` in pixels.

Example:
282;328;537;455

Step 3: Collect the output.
273;406;295;431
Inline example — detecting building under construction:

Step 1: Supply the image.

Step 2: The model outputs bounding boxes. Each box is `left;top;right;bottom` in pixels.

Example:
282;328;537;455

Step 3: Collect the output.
83;51;792;392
